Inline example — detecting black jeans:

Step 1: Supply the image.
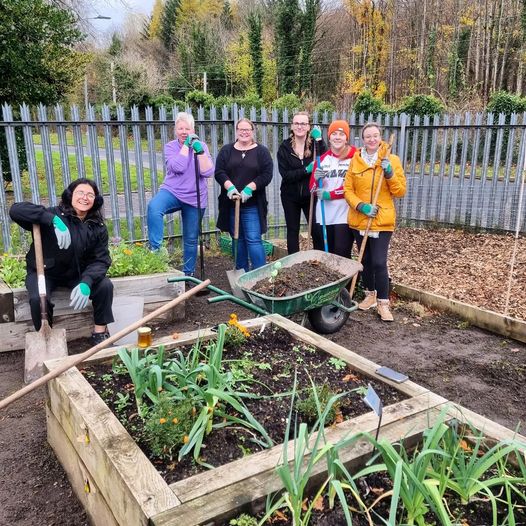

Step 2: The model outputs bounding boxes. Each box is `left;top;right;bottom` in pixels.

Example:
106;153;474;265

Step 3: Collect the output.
25;272;114;331
313;223;354;258
351;230;392;299
280;192;320;254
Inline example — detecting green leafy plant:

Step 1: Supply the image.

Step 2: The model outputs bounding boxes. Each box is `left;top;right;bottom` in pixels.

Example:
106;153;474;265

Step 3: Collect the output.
328;357;347;371
143;395;196;461
262;375;354;525
296;384;339;425
107;242;170;278
0;253;26;288
228;513;258;526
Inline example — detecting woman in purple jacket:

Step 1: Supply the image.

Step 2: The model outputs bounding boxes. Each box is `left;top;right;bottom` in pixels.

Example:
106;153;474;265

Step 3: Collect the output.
147;112;214;275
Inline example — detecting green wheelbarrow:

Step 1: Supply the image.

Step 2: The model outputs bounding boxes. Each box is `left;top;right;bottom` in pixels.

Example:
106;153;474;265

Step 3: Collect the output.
168;250;363;335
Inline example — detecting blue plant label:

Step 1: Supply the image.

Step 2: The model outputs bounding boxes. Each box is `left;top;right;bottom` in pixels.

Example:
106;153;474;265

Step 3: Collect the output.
364;384;383;417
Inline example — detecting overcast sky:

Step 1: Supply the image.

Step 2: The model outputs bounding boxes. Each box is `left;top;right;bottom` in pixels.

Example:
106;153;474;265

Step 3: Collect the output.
88;0;155;37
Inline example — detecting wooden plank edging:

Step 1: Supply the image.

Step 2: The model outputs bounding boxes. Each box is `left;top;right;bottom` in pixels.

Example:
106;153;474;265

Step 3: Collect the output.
46;407;119;526
46;366;180;526
393;283;526;344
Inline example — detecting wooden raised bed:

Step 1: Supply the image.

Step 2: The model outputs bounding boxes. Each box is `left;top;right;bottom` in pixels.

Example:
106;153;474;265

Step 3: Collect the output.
0;272;185;352
44;314;526;526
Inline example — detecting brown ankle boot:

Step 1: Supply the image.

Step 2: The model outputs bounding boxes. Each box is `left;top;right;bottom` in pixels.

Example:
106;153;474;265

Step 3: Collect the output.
358;290;377;310
377;299;394;322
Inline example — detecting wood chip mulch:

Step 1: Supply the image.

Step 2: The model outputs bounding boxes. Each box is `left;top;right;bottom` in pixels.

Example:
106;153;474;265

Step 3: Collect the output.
271;227;526;321
389;228;526;321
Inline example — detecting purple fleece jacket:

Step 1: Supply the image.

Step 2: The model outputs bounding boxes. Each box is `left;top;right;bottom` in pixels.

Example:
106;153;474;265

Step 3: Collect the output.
160;139;214;208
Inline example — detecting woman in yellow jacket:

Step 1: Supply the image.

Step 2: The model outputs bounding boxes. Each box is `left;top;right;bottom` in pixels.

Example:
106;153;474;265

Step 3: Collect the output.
344;122;406;321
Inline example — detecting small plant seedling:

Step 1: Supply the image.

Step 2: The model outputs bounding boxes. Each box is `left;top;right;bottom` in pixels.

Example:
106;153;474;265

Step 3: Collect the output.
456;320;470;330
328;357;347;371
101;373;113;383
229;514;258;526
114;392;130;413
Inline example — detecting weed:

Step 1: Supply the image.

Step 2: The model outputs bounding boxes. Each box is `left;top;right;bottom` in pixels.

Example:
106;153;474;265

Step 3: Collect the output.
229;514;258;526
114;392;130;413
296;384;339;425
456;320;470;330
328;357;347;371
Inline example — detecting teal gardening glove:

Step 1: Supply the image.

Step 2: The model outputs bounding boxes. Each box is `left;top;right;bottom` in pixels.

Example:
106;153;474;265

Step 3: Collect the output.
183;133;199;147
52;215;71;250
191;140;204;154
240;186;253;203
381;158;393;178
226;185;240;200
305;161;314;174
310;125;322;141
357;202;378;218
70;282;91;310
316;188;331;200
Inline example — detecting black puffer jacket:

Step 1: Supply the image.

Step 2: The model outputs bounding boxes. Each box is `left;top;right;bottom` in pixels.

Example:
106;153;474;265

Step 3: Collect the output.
277;138;327;200
9;202;111;288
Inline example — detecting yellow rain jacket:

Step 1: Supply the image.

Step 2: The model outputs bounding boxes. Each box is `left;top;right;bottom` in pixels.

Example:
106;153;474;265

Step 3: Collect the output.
344;141;406;231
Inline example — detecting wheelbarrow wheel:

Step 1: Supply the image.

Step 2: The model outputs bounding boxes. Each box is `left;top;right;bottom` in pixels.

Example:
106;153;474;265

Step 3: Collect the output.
308;287;351;334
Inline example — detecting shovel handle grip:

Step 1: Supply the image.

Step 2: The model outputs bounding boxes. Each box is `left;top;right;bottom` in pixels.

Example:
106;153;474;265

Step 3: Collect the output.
32;224;48;324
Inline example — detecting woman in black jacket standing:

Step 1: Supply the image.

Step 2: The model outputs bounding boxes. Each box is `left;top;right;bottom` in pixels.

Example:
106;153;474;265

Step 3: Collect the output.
9;178;114;345
277;111;326;253
215;118;273;271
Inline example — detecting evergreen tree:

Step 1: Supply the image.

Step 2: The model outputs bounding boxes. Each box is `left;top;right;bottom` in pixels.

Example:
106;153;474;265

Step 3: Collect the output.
161;0;181;51
298;0;320;96
248;12;264;98
275;0;302;95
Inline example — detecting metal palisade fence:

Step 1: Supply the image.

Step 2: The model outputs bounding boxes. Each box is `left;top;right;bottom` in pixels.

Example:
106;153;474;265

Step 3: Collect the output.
1;103;526;252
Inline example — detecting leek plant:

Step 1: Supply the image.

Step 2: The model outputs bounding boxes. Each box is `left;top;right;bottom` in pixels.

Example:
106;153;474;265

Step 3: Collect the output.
118;324;273;467
261;375;357;525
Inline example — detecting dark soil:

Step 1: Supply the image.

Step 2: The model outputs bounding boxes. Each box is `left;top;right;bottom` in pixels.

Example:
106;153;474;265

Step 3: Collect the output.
1;253;526;526
250;260;345;297
82;326;406;484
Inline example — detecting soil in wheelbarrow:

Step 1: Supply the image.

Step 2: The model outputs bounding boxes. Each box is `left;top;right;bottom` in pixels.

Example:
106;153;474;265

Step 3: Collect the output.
250;260;346;297
81;325;408;484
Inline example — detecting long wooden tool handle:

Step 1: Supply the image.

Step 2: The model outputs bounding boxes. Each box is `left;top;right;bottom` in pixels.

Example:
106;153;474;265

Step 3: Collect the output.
0;278;211;410
32;224;48;323
234;197;240;241
349;134;395;299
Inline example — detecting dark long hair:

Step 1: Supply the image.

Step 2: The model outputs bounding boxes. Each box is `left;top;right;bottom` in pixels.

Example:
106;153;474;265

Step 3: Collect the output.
60;178;104;220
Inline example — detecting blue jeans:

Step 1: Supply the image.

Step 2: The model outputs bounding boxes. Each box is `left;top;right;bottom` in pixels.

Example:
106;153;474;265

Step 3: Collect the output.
147;189;203;275
229;205;266;271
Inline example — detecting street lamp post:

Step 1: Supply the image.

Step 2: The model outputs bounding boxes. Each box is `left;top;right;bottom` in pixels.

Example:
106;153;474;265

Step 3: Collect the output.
84;15;112;115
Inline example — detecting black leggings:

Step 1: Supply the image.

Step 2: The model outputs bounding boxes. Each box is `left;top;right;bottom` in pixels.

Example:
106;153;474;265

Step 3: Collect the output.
352;230;392;299
313;223;354;258
26;272;114;331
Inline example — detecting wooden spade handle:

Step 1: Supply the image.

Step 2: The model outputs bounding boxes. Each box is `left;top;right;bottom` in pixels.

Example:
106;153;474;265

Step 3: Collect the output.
0;278;211;410
349;134;395;299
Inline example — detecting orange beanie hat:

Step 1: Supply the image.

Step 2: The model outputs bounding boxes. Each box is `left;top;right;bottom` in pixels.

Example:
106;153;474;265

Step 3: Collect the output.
328;120;350;141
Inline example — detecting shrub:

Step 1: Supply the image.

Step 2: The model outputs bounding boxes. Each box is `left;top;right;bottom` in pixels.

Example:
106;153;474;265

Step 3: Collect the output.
314;100;336;114
214;95;236;109
487;90;526;116
237;92;264;110
353;90;386;116
398;94;445;117
272;93;302;112
185;90;215;109
148;94;176;111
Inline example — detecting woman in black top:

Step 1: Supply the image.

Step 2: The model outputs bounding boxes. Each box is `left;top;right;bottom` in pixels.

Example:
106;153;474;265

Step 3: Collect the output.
9;178;114;345
277;111;326;253
215;118;273;271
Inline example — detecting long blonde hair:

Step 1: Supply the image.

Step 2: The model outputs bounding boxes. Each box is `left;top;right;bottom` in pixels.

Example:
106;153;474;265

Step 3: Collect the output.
290;111;312;158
